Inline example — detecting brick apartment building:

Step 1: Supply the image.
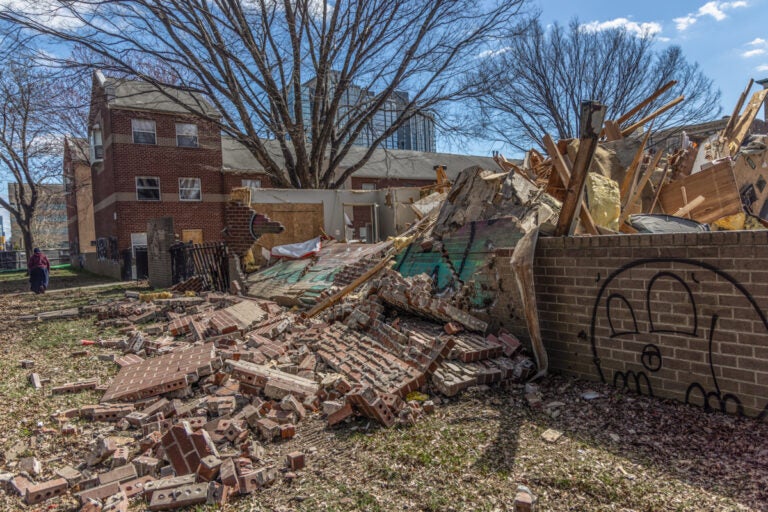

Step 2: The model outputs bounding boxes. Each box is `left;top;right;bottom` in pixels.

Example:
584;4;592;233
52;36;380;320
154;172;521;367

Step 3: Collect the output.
73;71;496;278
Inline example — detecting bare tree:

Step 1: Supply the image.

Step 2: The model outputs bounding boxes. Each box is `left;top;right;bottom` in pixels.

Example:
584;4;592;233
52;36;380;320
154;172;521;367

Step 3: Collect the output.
472;18;721;151
0;0;525;189
0;57;64;259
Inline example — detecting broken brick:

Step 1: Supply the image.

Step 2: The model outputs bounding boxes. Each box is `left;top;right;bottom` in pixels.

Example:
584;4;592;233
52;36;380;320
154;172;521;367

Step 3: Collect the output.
286;451;305;471
25;478;67;505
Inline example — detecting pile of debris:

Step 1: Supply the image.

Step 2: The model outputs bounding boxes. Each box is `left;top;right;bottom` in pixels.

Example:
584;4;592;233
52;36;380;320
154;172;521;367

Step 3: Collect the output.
494;80;768;235
2;277;534;509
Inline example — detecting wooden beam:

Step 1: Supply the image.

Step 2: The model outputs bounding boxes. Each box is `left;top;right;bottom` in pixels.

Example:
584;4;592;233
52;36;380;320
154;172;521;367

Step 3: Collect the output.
303;256;392;319
726;89;768;156
619;129;652;206
673;195;705;217
554;101;607;237
542;134;598;235
619;151;665;226
721;79;754;141
616;80;677;127
621;95;684;137
650;163;671;213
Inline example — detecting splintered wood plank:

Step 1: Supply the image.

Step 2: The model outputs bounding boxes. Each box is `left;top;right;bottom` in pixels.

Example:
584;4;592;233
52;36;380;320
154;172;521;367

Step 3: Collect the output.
615;80;677;127
721;79;754;141
658;159;742;223
542;134;597;235
621;95;684;137
619;129;652;206
726;89;768;156
619;151;665;226
554;101;606;237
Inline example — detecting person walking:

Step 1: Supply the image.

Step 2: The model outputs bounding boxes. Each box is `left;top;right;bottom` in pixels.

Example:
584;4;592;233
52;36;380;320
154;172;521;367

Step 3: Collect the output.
27;248;50;294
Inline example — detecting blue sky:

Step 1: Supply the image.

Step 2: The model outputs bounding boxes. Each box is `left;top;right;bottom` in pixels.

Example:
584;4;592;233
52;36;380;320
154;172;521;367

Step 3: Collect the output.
443;0;768;154
534;0;768;115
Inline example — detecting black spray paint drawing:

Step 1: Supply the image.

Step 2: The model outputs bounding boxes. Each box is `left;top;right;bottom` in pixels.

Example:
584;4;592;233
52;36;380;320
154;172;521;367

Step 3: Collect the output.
589;258;768;420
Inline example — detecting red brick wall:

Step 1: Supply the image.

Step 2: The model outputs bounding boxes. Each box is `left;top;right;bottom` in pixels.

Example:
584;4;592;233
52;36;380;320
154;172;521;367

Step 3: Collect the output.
92;105;226;251
502;231;768;419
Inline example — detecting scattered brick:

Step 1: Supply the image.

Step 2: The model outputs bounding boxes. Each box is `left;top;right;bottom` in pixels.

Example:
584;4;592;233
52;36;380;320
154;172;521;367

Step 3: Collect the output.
25;478;67;505
52;377;99;394
286;451;305;471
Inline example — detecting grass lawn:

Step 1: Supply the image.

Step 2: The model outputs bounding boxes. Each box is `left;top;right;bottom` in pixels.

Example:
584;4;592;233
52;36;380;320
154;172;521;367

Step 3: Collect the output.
0;284;765;511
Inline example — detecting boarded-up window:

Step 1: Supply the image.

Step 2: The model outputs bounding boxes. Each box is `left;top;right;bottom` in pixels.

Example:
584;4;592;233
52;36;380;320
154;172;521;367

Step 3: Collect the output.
181;229;204;244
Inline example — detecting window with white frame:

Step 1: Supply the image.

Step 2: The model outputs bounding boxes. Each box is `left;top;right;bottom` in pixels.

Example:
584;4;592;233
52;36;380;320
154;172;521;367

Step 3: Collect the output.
361;182;376;190
179;177;202;201
132;119;156;144
176;123;198;148
136;177;161;201
242;179;262;195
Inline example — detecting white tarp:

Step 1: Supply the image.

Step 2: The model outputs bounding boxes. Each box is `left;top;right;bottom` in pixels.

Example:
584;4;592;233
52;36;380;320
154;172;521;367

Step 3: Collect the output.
270;237;322;259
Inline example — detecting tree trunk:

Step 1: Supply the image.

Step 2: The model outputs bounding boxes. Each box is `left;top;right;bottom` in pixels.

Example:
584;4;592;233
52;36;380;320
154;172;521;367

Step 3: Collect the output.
22;227;34;263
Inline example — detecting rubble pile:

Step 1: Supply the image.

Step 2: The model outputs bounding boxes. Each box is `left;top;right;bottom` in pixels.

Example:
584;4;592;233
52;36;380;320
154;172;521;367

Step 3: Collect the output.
493;80;768;235
1;277;534;509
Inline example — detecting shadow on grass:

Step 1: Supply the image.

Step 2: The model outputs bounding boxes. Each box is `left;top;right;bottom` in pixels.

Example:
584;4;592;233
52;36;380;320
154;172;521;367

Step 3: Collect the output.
474;374;768;510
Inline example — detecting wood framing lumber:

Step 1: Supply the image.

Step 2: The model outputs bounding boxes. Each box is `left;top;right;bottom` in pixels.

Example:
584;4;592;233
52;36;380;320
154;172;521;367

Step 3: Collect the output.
650;163;671;213
615;80;677;127
511;227;547;380
542;134;598;235
619;151;665;226
721;79;754;141
554;101;606;237
619;129;652;207
672;195;705;218
726;89;768;156
621;95;684;137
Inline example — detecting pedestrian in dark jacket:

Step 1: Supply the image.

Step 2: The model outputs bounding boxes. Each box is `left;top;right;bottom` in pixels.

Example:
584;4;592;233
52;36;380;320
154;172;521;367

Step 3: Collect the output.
28;248;50;294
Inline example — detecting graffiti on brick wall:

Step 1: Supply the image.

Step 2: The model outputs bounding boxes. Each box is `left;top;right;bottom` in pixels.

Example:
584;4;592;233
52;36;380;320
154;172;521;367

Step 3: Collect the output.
588;258;768;419
96;237;108;260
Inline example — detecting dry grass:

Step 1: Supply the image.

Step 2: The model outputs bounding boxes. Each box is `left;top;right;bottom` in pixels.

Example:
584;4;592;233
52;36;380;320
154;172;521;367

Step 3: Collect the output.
0;285;765;511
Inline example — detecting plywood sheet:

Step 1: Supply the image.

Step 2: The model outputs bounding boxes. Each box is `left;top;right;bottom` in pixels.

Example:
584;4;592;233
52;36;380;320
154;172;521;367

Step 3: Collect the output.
249;203;324;250
181;229;204;245
658;160;742;224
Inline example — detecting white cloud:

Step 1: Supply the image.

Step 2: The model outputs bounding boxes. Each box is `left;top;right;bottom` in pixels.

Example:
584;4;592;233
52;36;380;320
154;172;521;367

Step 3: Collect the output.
674;15;698;30
748;38;767;46
757;64;768;72
743;48;766;57
675;1;749;31
477;47;511;59
580;18;662;37
0;0;90;30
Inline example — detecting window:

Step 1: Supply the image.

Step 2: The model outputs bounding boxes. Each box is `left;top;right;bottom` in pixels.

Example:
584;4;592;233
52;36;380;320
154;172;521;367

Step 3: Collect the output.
361;183;376;190
179;178;201;201
90;127;103;161
242;179;262;194
136;177;161;201
176;123;198;148
132;119;156;144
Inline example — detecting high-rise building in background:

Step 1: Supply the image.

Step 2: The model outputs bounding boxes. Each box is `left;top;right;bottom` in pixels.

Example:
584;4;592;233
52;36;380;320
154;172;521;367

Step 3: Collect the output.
7;183;69;249
289;74;436;153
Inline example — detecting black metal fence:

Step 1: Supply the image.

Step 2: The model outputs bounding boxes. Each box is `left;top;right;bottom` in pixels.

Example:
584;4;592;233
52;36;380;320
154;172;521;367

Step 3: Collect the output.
170;241;229;292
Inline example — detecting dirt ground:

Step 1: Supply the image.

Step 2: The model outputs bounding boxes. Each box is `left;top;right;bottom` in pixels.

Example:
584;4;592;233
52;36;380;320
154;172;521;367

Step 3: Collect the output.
0;280;766;511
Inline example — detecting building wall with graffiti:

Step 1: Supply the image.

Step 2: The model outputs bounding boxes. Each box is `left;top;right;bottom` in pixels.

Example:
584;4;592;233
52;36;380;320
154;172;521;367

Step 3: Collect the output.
533;230;768;419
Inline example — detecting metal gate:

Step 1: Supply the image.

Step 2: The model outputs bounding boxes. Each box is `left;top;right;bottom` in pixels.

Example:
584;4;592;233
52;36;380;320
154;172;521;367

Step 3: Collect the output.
170;241;229;292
